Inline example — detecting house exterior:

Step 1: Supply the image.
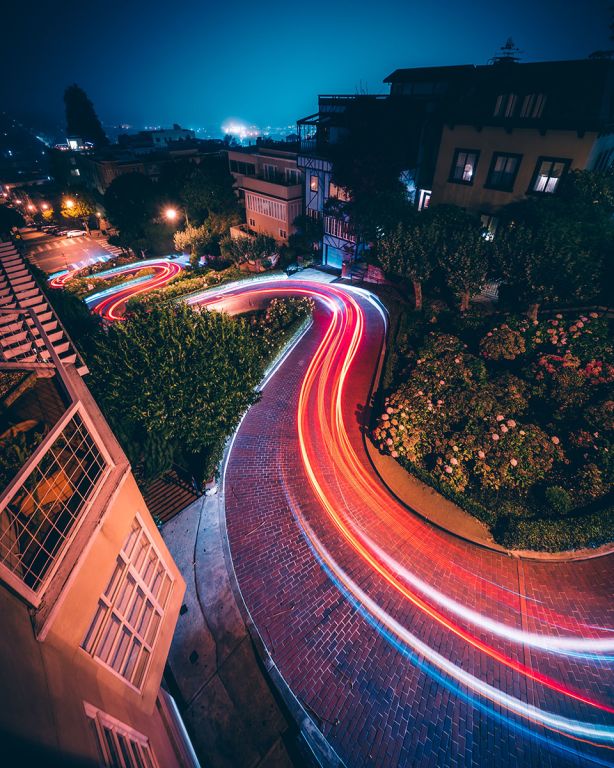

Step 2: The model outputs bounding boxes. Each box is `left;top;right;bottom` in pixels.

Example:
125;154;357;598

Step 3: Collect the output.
423;59;614;227
0;242;197;767
227;143;303;244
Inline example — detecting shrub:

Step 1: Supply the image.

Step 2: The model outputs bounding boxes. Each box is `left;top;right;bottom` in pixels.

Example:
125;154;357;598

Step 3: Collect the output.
499;508;614;551
544;486;573;515
577;463;608;502
479;324;526;361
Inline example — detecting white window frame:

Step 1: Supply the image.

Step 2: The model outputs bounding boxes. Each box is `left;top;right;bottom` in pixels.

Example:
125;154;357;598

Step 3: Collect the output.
0;401;113;607
84;702;159;768
81;514;173;691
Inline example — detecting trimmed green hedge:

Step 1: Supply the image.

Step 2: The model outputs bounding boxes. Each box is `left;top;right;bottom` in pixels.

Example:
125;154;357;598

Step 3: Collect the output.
498;507;614;552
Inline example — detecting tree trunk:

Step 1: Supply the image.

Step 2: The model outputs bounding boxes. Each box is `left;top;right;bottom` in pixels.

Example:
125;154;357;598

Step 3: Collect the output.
460;290;470;313
527;302;540;322
412;280;423;311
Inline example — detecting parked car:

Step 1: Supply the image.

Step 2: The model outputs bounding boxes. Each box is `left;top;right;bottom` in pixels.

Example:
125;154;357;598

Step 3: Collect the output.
65;230;86;238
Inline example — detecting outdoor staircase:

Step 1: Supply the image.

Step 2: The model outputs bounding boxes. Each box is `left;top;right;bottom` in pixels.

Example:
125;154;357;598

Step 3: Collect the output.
0;241;88;374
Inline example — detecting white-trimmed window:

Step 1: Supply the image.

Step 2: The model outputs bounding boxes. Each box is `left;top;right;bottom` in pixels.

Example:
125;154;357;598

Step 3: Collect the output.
85;702;158;767
309;174;319;192
82;516;173;689
494;93;518;118
530;157;570;194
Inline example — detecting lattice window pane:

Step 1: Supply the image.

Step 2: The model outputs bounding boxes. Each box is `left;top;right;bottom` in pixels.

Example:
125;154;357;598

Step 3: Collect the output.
0;412;106;591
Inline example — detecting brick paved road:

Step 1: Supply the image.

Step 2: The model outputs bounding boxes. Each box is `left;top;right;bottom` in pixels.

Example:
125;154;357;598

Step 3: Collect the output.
203;280;613;768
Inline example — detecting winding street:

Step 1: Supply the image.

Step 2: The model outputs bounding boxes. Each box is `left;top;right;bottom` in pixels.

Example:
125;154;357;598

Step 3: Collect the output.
191;278;614;768
52;266;614;767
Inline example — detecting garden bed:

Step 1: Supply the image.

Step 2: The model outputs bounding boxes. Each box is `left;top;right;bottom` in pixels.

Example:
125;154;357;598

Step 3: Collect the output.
372;304;613;551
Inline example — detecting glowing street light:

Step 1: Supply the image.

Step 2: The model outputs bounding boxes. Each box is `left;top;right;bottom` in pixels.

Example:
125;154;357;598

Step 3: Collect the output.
64;198;75;209
41;203;49;211
163;206;190;226
27;204;36;212
14;198;22;204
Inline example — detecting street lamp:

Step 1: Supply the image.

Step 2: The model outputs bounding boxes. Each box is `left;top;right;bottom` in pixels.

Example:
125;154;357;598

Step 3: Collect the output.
27;204;36;212
41;203;49;211
163;206;190;227
64;198;75;209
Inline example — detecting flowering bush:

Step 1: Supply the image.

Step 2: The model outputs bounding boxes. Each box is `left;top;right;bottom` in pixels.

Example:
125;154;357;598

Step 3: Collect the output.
374;310;613;550
479;324;526;361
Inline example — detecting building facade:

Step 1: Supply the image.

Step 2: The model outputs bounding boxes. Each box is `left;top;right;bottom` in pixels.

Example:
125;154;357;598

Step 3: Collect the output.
423;59;614;225
0;242;197;767
228;144;303;244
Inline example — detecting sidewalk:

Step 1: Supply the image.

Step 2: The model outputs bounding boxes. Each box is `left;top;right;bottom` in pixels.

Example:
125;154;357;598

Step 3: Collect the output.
161;492;300;768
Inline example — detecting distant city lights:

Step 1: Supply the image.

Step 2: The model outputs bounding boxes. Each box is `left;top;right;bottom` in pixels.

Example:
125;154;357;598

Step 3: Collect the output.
221;121;260;140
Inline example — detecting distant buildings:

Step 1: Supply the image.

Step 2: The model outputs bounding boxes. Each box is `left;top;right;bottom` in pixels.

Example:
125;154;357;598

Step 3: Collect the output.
227;143;303;244
0;244;197;766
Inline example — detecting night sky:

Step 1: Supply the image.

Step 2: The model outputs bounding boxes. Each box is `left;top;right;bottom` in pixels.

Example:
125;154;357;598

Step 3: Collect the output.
2;0;610;134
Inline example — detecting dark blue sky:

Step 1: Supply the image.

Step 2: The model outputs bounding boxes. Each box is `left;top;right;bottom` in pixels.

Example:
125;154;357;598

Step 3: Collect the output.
3;0;610;132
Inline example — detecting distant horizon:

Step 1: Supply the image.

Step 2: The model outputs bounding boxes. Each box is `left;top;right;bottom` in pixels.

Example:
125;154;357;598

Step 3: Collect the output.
2;0;609;135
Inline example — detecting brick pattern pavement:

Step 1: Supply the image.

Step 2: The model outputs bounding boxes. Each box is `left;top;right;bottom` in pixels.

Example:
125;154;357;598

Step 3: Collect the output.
222;283;613;768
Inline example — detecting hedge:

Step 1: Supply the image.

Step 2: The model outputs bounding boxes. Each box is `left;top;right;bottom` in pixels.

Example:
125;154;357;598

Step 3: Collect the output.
498;507;614;552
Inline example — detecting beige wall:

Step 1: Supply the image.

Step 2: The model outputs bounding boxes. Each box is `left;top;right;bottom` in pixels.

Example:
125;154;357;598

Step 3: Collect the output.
0;467;185;765
431;125;597;212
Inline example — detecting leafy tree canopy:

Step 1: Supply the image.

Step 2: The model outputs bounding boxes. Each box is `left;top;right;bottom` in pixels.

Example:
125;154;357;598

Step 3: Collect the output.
90;304;264;481
103;172;158;239
221;233;278;267
64;84;108;147
0;206;24;236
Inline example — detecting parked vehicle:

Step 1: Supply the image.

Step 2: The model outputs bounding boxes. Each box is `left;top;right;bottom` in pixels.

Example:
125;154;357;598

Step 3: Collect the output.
66;230;86;238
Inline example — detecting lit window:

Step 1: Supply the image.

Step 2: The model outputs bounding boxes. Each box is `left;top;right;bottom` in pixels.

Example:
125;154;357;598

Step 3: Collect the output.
310;175;319;193
328;181;350;201
493;94;518;118
531;157;570;194
85;703;159;768
0;410;107;594
520;93;546;118
486;153;521;192
82;517;173;689
449;149;479;184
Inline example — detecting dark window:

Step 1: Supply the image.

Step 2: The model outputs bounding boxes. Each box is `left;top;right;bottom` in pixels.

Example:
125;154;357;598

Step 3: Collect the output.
449;149;479;185
229;160;238;172
494;94;518;118
520;94;546;119
530;157;571;194
485;153;522;192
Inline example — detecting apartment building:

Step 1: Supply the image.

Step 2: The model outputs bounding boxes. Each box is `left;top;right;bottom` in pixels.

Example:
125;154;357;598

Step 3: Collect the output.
418;59;614;225
0;242;196;767
228;143;303;243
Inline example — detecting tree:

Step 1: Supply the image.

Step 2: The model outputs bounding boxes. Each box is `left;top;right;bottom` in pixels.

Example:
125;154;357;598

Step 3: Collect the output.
103;172;158;248
90;304;264;483
494;219;597;321
221;234;278;270
434;207;489;312
64;84;108;147
174;223;215;267
180;156;239;223
328;98;416;243
288;214;324;258
0;206;24;236
378;216;434;311
60;191;95;221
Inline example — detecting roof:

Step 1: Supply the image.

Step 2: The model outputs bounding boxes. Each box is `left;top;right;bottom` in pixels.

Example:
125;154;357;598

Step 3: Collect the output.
384;65;474;83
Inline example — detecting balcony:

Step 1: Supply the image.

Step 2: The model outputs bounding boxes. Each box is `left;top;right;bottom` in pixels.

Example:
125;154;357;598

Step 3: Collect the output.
238;175;303;200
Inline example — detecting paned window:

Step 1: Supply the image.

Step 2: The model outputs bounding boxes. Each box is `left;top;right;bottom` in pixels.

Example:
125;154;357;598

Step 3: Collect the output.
82;517;173;689
85;704;158;768
531;157;570;194
486;153;521;191
0;410;107;593
449;149;479;184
